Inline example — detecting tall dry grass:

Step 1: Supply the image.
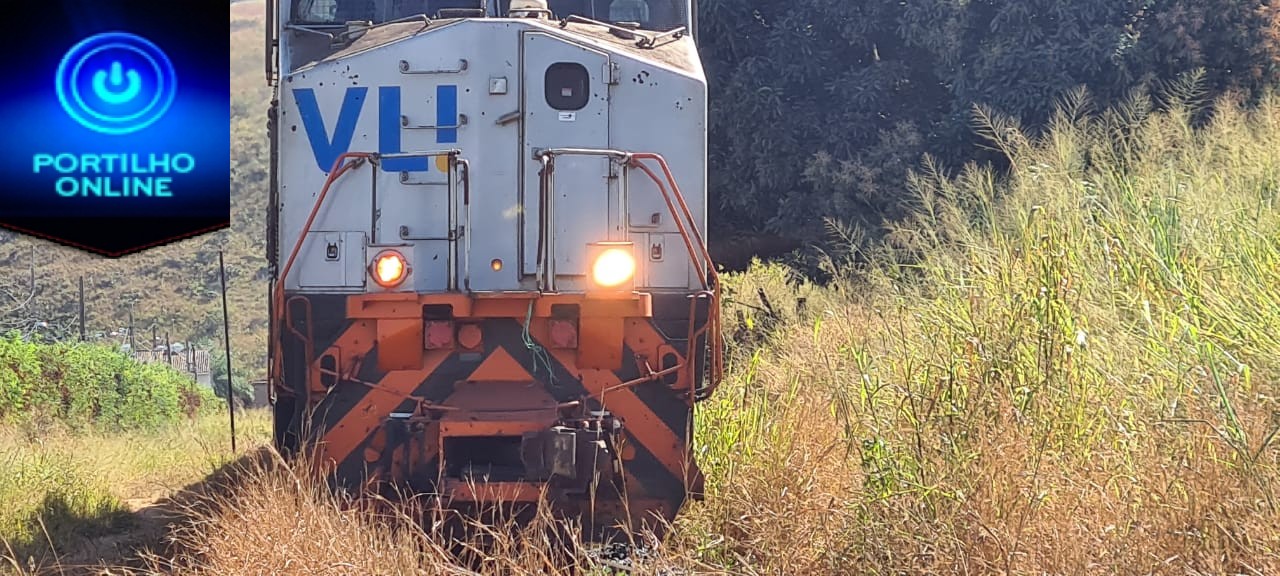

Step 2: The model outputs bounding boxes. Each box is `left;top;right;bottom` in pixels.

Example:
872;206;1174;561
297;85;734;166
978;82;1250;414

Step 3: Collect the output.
132;448;670;575
7;85;1280;575
676;85;1280;574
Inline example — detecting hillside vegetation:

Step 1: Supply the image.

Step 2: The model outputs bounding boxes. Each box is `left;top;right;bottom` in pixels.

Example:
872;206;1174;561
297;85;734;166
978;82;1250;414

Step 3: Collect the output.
703;0;1280;253
5;83;1269;576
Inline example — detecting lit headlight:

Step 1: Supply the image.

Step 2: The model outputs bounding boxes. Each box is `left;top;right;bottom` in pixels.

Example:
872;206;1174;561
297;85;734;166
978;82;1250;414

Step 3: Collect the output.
592;247;635;288
370;250;409;287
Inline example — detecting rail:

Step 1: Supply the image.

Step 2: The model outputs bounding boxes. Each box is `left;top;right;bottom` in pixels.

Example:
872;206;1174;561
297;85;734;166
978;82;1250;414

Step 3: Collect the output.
398;58;468;75
458;158;474;291
533;147;631;291
532;148;724;401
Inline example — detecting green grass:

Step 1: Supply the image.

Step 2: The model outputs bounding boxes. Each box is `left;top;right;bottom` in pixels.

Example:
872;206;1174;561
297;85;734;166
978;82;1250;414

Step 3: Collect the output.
0;410;273;571
0;449;132;568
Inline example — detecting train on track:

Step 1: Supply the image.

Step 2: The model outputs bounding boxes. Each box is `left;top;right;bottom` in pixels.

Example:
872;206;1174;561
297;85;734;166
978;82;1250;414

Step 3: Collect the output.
263;0;723;535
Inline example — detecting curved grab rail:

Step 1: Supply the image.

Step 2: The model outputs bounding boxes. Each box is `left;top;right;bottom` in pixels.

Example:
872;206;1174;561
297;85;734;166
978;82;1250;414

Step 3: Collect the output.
270;152;374;399
530;148;725;401
626;153;724;401
271;151;459;396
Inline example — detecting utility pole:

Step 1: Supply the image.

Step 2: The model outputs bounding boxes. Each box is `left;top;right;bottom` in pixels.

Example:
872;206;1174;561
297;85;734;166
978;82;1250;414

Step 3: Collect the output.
128;302;135;351
78;276;85;341
219;250;237;453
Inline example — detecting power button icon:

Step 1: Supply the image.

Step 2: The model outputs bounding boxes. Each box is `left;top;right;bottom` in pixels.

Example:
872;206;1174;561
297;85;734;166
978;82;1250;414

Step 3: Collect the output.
55;32;177;136
93;62;143;105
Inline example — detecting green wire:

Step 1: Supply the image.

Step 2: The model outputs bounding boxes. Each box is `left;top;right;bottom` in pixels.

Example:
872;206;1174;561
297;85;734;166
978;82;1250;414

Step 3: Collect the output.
523;300;556;387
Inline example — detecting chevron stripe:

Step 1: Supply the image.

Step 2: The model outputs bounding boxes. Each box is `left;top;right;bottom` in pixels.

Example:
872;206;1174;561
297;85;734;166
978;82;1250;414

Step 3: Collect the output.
275;292;708;526
316;350;449;473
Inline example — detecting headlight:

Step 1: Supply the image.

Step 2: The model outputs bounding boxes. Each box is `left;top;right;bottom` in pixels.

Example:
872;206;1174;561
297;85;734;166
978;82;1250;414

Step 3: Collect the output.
592;247;635;288
371;250;409;287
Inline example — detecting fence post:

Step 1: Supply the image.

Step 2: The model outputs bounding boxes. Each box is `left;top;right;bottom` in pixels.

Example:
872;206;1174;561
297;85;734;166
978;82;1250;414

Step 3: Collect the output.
219;250;237;453
78;276;85;341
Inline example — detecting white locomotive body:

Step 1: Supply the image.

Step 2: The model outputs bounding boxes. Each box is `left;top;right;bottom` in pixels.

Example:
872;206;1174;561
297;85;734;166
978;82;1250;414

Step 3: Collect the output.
265;0;721;534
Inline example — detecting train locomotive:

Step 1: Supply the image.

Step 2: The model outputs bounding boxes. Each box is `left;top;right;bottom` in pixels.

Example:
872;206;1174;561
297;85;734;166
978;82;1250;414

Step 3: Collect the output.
263;0;723;534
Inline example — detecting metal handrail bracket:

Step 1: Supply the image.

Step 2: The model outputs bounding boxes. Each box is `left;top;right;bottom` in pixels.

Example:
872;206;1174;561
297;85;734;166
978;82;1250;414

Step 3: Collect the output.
402;114;468;130
399;58;468;74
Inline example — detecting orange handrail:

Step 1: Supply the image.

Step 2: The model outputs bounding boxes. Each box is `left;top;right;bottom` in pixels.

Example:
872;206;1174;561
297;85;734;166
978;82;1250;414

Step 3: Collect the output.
626;153;724;401
269;150;724;405
271;152;374;396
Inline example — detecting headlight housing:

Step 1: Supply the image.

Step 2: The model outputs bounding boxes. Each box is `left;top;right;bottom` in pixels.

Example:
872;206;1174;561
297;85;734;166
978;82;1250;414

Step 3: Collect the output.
587;242;636;291
370;249;409;288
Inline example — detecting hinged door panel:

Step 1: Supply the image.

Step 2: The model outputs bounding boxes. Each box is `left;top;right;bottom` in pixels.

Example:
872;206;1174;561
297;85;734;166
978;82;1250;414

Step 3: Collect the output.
520;32;612;278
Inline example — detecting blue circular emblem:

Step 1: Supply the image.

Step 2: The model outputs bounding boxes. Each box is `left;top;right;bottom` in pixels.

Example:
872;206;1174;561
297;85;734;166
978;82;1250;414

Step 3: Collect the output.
55;32;177;136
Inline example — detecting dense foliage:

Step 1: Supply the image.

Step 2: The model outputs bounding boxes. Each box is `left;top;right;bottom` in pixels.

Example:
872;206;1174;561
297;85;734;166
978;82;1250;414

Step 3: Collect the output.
0;332;222;431
700;0;1280;250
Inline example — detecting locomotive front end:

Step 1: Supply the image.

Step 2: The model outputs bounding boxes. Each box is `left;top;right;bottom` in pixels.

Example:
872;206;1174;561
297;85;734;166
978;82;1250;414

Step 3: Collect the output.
266;0;720;534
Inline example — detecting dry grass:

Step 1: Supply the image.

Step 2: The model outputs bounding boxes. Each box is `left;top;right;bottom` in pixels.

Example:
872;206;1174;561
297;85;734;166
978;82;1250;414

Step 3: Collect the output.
5;87;1280;575
130;449;658;576
0;410;272;574
669;86;1280;575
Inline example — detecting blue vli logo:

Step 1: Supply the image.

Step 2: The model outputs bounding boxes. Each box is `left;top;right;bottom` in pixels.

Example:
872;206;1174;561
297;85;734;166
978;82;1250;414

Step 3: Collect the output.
56;32;177;136
294;85;458;173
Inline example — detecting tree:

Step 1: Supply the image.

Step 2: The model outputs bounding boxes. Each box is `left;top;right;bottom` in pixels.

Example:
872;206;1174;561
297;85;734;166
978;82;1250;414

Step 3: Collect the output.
697;0;1280;259
209;344;254;406
1126;0;1280;103
700;0;937;241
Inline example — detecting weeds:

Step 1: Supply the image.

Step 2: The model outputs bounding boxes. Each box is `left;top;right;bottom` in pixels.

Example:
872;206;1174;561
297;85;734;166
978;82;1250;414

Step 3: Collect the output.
0;411;272;573
3;87;1280;574
688;86;1280;573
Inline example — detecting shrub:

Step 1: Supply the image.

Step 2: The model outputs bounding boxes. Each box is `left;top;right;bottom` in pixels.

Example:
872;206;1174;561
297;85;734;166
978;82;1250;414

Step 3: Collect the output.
0;333;222;431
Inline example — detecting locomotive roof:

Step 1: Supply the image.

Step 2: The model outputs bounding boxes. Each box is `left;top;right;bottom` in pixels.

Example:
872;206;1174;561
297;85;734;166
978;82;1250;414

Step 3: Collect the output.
297;17;699;75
